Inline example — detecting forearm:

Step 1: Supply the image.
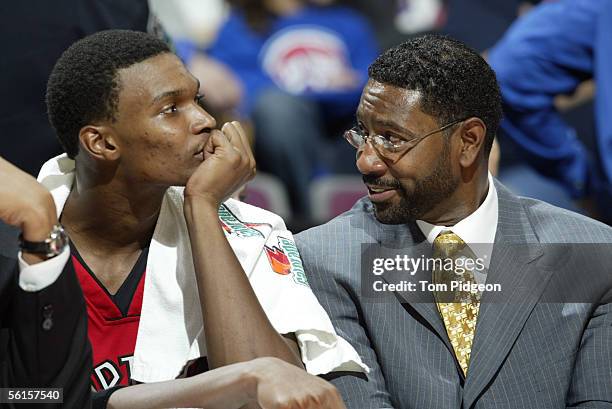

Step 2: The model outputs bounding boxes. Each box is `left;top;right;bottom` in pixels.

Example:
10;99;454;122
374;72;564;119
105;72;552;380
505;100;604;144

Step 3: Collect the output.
107;362;255;409
184;198;302;368
487;16;593;197
490;57;591;196
500;109;590;196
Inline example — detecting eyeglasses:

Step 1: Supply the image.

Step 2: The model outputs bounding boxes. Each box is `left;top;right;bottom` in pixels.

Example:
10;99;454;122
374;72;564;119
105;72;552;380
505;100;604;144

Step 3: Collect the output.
344;119;464;162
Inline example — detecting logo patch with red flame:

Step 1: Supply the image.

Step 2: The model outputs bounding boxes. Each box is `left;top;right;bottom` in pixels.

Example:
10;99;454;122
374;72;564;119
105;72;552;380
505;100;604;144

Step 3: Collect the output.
263;236;309;286
264;246;292;275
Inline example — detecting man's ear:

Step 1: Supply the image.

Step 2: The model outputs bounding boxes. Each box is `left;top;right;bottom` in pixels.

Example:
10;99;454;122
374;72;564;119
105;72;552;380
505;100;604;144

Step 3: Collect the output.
458;117;487;168
78;125;120;161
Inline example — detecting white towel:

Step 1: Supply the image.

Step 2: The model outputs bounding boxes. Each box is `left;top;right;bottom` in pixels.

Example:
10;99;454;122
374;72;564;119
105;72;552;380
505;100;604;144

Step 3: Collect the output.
39;154;368;383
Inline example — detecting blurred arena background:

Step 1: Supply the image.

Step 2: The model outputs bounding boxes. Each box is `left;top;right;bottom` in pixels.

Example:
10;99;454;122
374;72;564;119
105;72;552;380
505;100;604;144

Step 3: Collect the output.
1;0;607;232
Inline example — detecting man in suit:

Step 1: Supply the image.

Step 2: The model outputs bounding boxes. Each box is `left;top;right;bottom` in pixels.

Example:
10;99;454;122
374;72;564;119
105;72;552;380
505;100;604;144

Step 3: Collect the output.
0;157;91;408
296;35;612;408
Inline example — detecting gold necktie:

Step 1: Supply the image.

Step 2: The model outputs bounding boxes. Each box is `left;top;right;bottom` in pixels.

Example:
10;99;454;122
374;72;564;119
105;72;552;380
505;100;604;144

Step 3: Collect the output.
432;231;480;376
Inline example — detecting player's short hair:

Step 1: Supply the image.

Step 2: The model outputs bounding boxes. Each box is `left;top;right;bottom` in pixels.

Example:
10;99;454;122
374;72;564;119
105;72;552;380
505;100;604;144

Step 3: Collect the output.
46;30;171;158
368;34;502;154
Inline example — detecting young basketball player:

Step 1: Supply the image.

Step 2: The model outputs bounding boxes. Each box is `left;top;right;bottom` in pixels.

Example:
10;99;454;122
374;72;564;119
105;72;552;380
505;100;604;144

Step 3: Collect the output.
42;30;362;408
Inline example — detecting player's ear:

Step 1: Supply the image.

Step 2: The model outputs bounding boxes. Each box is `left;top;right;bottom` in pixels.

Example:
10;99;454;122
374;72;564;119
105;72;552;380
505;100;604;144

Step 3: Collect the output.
78;125;120;161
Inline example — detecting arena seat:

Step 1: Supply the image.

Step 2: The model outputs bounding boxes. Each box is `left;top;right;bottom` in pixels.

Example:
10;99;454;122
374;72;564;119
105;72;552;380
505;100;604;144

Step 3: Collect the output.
310;175;367;222
243;172;292;220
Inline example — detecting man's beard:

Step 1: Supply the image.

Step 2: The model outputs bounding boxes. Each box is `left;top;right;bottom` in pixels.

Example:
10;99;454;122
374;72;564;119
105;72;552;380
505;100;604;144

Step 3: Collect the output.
366;142;459;224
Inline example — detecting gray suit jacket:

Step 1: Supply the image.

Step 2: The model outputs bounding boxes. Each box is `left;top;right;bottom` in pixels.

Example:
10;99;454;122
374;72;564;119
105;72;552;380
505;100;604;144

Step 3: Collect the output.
296;180;612;409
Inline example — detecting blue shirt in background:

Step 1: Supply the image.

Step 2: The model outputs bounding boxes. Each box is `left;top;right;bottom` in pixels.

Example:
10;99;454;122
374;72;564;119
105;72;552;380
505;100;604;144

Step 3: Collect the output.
176;5;378;119
488;0;612;206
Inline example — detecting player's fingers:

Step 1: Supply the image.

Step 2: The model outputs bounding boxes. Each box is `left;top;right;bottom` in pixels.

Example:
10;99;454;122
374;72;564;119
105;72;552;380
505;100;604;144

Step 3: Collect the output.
232;121;255;168
216;124;250;175
223;122;248;154
206;129;229;150
227;121;255;175
221;122;239;146
222;122;250;169
202;130;228;160
220;123;244;161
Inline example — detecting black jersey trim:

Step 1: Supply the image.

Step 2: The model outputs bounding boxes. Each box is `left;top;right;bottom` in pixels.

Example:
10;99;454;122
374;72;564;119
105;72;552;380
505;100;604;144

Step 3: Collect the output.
70;242;148;317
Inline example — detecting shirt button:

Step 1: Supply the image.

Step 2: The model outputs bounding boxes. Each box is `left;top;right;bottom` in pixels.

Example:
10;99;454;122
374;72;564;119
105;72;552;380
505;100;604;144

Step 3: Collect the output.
42;304;53;331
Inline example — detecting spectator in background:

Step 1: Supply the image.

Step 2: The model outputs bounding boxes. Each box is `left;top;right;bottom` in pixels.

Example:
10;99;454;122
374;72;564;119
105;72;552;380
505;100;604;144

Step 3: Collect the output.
341;0;539;53
176;0;378;218
0;0;167;177
442;0;539;53
488;0;612;224
341;0;447;50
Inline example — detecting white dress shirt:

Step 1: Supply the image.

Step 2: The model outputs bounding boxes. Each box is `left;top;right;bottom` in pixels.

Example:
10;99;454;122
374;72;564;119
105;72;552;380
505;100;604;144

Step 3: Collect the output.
18;247;69;292
416;173;498;283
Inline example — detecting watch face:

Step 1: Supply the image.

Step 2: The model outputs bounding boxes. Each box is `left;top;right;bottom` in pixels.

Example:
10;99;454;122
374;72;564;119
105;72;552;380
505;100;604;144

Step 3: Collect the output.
20;224;69;257
48;225;69;255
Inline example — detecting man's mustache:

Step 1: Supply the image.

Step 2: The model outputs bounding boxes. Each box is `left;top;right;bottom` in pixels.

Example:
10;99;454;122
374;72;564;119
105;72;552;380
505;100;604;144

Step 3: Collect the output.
362;175;402;189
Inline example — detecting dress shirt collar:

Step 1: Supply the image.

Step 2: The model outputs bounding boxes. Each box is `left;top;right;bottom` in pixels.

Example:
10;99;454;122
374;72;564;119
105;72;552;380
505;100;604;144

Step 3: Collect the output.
416;173;498;267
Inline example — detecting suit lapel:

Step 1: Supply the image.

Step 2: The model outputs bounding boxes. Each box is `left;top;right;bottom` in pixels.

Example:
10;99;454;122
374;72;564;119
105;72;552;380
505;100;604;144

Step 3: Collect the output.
463;182;551;408
380;221;458;364
391;277;455;356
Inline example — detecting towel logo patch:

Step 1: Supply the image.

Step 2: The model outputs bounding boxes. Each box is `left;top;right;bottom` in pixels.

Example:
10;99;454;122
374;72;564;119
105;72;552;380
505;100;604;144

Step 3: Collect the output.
218;204;268;238
265;246;292;275
265;236;309;287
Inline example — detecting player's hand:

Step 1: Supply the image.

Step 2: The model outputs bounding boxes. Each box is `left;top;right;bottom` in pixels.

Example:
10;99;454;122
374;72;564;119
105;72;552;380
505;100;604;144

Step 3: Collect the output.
0;157;57;242
249;357;347;409
184;121;255;208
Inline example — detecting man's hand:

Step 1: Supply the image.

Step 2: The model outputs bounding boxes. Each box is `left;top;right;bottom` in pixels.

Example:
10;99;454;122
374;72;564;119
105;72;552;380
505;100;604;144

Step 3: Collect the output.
0;157;59;264
0;157;57;241
249;357;347;409
184;121;255;209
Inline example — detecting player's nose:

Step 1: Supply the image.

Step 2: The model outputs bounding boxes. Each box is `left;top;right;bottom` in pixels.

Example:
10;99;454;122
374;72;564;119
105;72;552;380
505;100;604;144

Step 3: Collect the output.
191;105;216;135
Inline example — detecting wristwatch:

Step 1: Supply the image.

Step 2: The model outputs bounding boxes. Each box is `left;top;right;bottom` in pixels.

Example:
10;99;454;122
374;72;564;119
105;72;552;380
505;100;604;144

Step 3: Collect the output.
19;223;69;258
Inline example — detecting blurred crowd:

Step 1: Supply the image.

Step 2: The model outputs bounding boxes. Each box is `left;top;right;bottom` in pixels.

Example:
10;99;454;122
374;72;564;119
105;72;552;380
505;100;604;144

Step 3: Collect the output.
1;0;610;228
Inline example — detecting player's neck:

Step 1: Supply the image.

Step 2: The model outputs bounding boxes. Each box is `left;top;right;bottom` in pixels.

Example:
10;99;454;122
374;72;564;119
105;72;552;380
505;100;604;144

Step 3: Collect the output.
61;174;164;252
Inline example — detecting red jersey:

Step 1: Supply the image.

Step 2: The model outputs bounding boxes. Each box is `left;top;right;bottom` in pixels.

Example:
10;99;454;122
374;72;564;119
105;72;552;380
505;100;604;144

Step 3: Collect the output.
72;246;148;391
